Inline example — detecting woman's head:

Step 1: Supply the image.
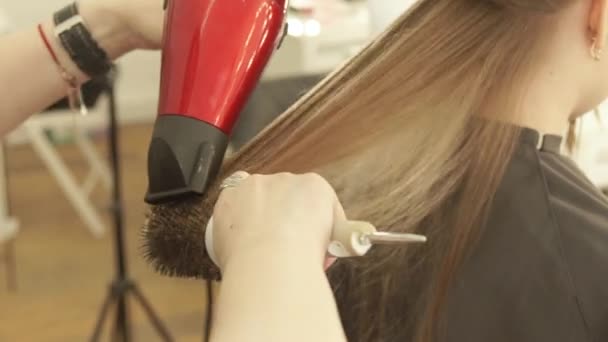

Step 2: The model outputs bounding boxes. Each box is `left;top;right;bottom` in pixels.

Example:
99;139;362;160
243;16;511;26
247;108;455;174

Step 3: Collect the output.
490;0;608;118
144;0;608;340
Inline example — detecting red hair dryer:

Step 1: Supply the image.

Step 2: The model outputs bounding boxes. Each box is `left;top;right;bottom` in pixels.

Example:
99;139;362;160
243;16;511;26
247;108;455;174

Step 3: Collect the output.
145;0;289;204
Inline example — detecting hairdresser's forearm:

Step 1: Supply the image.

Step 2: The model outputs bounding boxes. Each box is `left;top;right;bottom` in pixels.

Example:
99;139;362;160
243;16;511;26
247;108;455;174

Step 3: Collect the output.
211;239;346;342
0;2;132;136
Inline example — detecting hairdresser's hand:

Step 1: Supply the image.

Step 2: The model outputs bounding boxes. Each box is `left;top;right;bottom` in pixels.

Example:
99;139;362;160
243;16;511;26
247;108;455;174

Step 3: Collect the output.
211;173;348;342
213;172;345;270
78;0;164;59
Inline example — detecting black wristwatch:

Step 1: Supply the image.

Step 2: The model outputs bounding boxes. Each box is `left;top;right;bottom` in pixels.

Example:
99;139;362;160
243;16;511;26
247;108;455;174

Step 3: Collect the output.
53;2;114;78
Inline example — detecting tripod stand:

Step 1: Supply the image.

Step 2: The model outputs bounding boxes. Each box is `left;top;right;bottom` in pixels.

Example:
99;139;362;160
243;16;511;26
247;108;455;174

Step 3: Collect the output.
90;74;173;342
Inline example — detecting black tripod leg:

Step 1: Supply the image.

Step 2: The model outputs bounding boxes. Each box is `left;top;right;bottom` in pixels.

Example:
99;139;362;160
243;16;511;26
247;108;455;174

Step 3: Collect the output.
203;281;214;342
114;295;130;342
112;320;123;342
131;284;173;341
4;240;17;292
6;241;16;292
91;290;115;342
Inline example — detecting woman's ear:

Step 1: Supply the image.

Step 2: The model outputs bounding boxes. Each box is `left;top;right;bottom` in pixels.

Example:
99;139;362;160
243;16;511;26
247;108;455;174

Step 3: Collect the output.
588;0;608;60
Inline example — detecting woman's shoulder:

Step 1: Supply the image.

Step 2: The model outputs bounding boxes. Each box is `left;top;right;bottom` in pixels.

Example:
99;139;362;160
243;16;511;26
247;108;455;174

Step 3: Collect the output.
443;143;607;342
538;152;608;342
481;144;608;341
537;150;608;273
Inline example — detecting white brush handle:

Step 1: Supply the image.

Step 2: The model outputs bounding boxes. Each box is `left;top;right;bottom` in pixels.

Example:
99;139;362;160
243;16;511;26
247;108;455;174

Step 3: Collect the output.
327;220;376;258
205;217;219;266
204;217;424;268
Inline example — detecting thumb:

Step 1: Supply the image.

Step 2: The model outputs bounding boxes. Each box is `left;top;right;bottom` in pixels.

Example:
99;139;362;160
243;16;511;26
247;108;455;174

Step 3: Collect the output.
324;197;347;271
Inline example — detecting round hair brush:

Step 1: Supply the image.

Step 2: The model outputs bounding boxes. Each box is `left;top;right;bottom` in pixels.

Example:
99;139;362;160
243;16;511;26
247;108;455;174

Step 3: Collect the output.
142;195;221;280
142;186;427;281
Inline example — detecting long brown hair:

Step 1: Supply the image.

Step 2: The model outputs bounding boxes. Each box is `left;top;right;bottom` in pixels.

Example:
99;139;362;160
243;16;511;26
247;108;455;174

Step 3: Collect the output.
170;0;574;340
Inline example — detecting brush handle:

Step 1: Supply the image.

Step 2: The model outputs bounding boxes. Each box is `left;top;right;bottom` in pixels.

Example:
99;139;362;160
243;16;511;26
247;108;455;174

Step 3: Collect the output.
327;220;377;258
205;217;219;266
205;218;383;267
204;213;428;267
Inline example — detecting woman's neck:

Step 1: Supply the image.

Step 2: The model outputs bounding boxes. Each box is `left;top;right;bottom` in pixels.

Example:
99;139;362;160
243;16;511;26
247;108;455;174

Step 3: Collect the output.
495;65;578;137
511;95;572;137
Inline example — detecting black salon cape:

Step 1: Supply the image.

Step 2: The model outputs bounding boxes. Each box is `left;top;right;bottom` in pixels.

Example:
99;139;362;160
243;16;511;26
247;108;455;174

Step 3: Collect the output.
444;128;608;342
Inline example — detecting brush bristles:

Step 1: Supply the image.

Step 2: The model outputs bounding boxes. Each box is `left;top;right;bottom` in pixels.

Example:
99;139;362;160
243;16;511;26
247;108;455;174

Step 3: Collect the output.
141;197;221;280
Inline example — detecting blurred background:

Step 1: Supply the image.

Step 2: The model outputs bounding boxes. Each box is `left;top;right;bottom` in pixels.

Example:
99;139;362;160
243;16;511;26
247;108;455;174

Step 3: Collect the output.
0;0;606;341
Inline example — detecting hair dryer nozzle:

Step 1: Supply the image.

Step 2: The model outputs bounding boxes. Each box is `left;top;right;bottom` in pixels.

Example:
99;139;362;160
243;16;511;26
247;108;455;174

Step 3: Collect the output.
145;115;228;204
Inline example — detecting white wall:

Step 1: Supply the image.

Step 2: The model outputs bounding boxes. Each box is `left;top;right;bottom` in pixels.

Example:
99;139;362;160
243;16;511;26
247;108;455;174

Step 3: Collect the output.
1;0;161;124
367;0;418;34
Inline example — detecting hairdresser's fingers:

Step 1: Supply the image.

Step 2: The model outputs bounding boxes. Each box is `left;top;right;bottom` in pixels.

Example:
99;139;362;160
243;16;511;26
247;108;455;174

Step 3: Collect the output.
301;172;347;223
215;170;250;212
219;170;250;190
293;173;347;270
212;172;341;268
324;191;347;271
213;171;252;233
228;170;251;178
213;172;268;231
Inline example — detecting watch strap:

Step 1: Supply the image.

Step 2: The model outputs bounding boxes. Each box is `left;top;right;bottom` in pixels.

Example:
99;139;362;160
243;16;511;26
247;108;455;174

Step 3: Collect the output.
53;3;113;78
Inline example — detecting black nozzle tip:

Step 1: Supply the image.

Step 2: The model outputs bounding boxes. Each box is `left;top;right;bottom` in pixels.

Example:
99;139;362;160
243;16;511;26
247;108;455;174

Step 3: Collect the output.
145;115;228;205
